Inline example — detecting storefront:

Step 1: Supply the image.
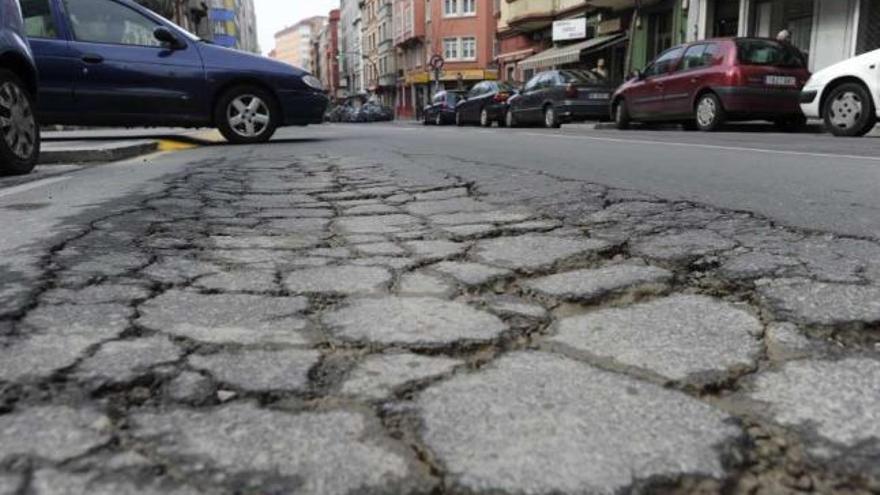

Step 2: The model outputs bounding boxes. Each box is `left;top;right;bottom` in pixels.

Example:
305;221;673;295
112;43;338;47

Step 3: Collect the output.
691;0;879;71
517;33;629;82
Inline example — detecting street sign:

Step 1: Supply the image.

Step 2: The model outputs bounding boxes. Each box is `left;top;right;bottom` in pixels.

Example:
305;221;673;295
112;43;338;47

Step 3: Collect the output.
553;18;587;41
430;55;445;71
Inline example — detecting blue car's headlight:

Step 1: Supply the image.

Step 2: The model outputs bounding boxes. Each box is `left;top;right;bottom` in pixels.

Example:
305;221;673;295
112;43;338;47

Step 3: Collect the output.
302;75;324;91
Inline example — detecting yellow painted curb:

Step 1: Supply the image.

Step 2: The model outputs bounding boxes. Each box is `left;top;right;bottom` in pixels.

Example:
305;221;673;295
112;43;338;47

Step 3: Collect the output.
157;139;200;152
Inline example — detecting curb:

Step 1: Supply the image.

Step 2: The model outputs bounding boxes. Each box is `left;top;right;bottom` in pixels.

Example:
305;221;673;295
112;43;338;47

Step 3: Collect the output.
38;140;160;165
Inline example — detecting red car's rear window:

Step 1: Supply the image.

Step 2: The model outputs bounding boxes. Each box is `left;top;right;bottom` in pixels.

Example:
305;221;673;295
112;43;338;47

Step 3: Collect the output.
736;40;806;68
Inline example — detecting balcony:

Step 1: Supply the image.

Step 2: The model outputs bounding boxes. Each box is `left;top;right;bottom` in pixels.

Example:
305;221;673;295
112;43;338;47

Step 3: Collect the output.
503;0;590;32
394;0;425;47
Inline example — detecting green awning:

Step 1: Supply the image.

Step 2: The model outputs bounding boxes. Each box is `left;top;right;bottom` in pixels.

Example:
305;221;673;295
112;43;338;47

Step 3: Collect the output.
519;33;626;71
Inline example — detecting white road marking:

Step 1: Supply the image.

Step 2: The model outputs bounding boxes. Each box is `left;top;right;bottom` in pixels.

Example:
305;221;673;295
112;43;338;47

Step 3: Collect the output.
0;176;71;199
517;132;880;162
378;123;880;162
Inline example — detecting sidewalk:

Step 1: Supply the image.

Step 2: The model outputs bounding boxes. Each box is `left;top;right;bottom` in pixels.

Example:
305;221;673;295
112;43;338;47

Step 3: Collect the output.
39;128;224;165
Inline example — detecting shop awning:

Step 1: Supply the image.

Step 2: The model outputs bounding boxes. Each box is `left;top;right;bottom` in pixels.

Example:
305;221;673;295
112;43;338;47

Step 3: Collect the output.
519;33;626;71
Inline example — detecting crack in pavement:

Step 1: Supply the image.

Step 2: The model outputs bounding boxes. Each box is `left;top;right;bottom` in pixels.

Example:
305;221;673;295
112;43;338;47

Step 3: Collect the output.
0;152;878;494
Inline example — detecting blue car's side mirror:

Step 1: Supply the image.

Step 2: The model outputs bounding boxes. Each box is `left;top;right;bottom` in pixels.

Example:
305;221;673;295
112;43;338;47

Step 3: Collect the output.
154;27;185;50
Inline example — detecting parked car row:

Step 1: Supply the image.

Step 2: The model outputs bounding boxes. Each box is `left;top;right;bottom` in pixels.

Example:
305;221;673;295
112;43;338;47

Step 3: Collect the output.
327;99;394;123
1;0;330;176
427;37;879;138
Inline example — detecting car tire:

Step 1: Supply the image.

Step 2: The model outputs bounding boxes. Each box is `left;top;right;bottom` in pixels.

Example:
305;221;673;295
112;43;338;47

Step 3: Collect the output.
544;105;561;129
613;99;631;130
455;110;464;127
823;83;877;137
774;115;807;133
423;114;429;125
0;69;39;176
480;108;492;127
694;93;726;132
215;85;280;144
505;109;518;128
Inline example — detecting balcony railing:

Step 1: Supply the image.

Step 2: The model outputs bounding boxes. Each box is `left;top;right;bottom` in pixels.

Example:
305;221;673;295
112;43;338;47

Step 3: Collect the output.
505;0;600;26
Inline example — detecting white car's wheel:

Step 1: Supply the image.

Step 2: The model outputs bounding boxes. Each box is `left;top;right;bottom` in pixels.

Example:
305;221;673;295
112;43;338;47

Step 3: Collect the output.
823;83;877;137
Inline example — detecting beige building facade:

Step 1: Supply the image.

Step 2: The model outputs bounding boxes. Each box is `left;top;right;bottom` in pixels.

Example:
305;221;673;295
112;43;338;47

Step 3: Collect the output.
271;16;327;70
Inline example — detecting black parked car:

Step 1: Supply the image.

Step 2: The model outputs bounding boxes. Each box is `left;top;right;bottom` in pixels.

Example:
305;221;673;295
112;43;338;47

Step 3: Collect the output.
355;101;394;122
455;80;516;127
505;69;614;128
1;0;40;175
423;90;465;125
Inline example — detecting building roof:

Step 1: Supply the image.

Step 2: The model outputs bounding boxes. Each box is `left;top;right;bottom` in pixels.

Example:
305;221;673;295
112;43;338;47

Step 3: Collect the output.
274;16;328;39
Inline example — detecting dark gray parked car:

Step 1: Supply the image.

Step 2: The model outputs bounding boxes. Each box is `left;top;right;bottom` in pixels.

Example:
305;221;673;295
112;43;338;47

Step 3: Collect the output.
454;80;516;127
505;69;613;128
423;90;465;126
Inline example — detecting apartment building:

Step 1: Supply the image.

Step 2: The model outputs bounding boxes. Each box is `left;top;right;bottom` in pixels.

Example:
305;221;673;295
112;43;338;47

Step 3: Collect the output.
206;0;259;53
318;10;342;98
271;16;327;70
135;0;258;53
393;0;427;118
362;0;397;106
428;0;498;88
340;0;365;95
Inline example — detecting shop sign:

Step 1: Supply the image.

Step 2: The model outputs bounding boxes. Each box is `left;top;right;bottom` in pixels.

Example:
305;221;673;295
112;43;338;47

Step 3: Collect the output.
553;18;587;41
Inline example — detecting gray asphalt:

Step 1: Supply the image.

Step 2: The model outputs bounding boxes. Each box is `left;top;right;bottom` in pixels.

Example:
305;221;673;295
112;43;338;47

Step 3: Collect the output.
2;122;880;494
323;122;880;239
2;121;879;242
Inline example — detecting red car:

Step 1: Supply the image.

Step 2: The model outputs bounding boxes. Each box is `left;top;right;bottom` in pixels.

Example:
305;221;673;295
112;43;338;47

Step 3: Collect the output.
611;38;810;132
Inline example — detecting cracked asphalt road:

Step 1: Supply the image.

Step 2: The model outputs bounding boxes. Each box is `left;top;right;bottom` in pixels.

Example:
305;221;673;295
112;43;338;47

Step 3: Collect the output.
1;124;879;494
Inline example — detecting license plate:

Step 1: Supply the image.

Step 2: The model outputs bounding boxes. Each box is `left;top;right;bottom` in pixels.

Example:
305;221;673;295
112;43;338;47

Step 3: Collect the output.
589;93;610;100
765;75;796;86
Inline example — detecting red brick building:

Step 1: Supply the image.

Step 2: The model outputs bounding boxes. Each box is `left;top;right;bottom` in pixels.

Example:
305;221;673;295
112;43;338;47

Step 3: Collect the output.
395;0;499;119
321;9;342;98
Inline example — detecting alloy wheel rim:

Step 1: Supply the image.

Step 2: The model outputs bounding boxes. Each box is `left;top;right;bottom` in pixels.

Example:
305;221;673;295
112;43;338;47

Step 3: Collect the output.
506;111;514;127
545;108;555;127
436;114;442;125
481;109;489;126
696;98;716;127
616;104;624;124
829;92;862;129
227;94;270;138
0;82;36;160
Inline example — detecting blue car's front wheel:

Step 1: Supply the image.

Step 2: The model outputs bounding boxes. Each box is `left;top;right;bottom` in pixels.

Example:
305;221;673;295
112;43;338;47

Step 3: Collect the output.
0;69;39;176
215;85;280;144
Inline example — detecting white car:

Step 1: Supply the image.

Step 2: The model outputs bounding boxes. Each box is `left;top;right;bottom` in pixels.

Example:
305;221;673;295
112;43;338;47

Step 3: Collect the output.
800;49;880;137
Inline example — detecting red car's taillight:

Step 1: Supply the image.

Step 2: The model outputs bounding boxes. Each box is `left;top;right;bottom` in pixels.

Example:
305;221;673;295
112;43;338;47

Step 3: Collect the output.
565;84;579;99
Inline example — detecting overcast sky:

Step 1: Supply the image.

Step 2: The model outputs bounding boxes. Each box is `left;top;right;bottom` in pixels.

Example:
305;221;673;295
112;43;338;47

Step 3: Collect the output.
254;0;340;55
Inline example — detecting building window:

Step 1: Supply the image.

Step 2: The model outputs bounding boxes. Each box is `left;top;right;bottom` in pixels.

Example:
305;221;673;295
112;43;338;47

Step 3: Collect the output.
443;37;476;61
426;0;431;22
443;0;474;16
443;38;459;60
461;37;476;60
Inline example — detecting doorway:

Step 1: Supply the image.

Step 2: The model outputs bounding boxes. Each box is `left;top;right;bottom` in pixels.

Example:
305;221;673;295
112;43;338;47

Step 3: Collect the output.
711;0;740;37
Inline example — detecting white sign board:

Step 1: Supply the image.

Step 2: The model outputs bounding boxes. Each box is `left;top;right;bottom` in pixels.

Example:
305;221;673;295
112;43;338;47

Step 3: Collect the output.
553;18;587;42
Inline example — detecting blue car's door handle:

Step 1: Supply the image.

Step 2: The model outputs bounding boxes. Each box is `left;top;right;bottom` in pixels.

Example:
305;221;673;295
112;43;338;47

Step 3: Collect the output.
81;54;104;64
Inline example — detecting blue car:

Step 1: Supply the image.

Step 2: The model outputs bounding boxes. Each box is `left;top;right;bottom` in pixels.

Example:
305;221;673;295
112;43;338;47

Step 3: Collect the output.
21;0;329;144
0;0;40;175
